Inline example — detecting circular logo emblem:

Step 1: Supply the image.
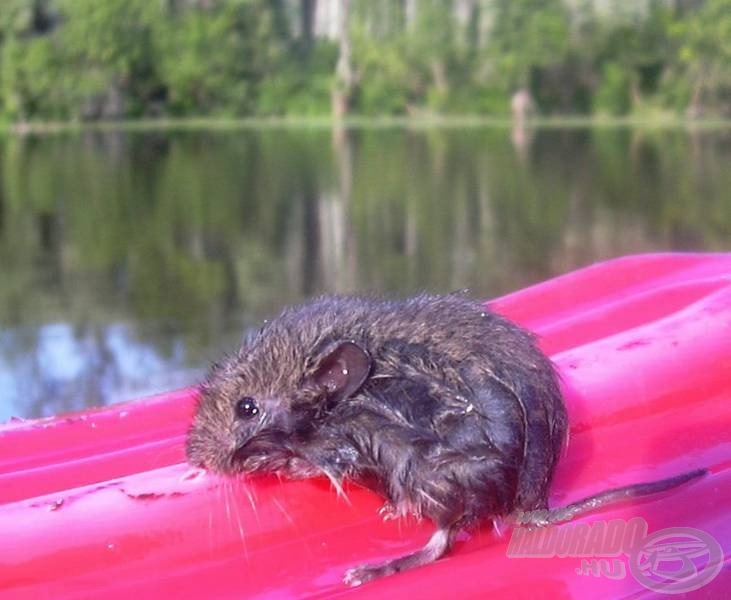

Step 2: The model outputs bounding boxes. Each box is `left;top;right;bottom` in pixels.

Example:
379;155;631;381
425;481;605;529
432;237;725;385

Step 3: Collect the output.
630;527;723;594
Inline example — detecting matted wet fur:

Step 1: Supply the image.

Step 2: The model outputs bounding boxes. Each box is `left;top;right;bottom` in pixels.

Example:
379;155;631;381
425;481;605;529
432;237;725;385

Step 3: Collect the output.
186;293;704;586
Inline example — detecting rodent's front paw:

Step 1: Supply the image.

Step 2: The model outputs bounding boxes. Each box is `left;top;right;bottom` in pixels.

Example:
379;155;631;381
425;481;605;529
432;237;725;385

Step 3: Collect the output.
378;502;399;521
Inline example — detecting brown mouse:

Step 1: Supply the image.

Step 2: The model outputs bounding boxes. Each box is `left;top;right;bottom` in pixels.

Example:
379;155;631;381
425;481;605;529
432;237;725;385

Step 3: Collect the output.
186;293;705;586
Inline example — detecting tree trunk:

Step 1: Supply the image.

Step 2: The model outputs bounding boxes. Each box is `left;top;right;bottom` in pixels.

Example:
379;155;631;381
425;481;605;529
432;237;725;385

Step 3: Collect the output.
686;81;703;119
301;0;316;48
332;0;354;120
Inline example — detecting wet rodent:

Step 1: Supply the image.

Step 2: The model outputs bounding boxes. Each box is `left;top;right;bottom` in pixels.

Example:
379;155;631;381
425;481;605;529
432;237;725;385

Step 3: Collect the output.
186;293;706;586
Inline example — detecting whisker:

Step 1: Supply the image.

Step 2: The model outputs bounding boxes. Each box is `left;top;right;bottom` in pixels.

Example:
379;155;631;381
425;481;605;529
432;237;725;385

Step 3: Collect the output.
417;488;447;511
237;476;261;528
272;496;296;527
208;490;215;556
320;468;351;506
209;507;217;551
223;480;234;534
214;477;223;547
231;483;249;563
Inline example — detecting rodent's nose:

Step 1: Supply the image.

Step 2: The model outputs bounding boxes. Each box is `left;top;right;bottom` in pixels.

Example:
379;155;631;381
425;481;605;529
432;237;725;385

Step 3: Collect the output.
185;420;241;474
186;443;237;476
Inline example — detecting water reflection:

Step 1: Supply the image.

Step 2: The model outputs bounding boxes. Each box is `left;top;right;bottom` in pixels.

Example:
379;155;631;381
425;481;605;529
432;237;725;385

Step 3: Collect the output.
0;322;197;421
0;125;729;418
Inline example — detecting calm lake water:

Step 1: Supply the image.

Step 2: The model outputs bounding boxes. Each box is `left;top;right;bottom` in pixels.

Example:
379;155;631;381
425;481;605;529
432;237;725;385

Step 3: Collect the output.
1;124;730;420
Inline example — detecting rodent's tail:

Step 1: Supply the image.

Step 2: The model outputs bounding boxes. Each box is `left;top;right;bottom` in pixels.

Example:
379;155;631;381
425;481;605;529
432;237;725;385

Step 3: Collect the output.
514;468;707;526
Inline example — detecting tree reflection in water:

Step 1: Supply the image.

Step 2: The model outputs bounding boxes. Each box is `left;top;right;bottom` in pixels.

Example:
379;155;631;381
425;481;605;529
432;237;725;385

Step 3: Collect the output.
0;126;729;418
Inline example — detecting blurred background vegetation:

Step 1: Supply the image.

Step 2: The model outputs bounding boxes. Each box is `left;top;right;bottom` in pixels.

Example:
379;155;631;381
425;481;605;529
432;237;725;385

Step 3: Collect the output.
1;0;731;123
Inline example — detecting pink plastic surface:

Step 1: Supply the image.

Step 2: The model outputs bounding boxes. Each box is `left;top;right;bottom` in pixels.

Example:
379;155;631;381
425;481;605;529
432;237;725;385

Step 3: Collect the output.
1;253;729;599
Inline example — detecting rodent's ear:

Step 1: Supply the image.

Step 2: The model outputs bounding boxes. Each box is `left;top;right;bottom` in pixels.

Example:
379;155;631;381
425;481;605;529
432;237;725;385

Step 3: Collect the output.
309;341;371;401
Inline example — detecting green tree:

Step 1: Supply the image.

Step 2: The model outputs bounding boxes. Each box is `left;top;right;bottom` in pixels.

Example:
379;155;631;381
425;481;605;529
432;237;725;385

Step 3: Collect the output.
158;0;290;116
56;0;163;118
0;0;729;120
487;0;572;90
671;0;731;116
0;0;62;120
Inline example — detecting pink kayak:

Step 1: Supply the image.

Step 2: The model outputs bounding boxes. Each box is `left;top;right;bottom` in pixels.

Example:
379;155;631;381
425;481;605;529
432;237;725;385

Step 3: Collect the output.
1;253;729;599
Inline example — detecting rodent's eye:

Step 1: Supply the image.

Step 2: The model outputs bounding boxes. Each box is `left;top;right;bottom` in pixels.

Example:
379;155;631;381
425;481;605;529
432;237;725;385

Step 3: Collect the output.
236;397;260;420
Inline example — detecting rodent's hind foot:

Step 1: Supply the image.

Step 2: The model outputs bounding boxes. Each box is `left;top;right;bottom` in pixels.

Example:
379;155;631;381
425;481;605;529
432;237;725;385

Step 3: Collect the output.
342;526;457;586
343;563;394;587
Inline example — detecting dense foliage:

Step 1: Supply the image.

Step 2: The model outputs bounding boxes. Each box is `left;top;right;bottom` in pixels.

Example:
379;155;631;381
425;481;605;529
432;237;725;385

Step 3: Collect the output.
1;0;730;122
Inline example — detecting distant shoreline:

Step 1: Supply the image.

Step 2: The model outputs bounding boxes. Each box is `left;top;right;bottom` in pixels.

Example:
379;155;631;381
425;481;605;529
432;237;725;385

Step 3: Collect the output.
2;115;731;136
